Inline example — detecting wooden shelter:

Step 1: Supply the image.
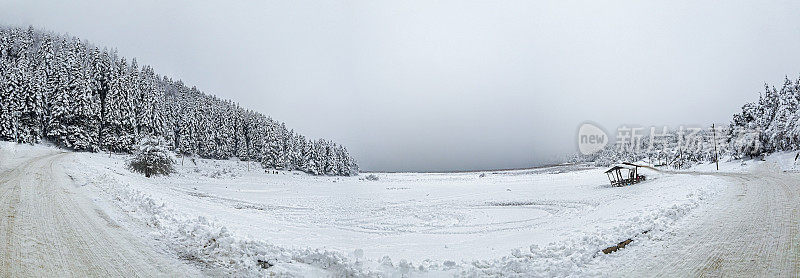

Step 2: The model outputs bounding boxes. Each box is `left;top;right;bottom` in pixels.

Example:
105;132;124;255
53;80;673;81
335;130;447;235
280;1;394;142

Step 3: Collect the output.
604;162;646;187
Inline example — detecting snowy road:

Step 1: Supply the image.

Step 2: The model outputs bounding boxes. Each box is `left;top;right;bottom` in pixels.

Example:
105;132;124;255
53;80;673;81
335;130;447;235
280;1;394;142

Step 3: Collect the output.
622;163;800;277
0;151;201;277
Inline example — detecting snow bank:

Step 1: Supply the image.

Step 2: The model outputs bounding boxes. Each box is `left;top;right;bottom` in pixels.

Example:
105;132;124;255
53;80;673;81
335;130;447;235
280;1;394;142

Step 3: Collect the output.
81;172;375;277
458;190;717;277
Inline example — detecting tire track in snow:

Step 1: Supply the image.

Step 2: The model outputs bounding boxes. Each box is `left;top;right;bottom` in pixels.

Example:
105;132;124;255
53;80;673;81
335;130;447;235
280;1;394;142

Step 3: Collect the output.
623;163;800;277
0;151;202;277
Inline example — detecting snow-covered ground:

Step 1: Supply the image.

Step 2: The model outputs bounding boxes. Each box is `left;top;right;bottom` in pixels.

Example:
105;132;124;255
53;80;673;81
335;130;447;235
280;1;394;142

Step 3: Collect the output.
13;142;794;276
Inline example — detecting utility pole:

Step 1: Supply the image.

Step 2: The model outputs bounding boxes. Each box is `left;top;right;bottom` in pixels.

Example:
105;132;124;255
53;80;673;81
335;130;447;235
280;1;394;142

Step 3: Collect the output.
711;123;719;171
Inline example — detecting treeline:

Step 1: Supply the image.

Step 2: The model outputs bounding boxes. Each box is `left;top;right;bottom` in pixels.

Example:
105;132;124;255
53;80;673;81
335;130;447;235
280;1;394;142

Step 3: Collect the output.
573;126;723;169
727;76;800;157
574;75;800;168
0;25;358;176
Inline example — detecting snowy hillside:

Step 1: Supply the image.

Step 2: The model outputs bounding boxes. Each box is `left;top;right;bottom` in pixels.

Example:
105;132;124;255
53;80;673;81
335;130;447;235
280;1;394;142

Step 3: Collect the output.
0;25;358;176
1;142;742;276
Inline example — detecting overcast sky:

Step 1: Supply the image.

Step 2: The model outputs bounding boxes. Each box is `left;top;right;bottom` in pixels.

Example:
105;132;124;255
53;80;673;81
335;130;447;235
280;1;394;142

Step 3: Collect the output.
3;0;800;171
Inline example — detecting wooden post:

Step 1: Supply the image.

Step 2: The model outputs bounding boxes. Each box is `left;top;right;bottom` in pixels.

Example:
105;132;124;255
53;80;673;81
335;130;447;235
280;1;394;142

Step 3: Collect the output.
712;123;719;171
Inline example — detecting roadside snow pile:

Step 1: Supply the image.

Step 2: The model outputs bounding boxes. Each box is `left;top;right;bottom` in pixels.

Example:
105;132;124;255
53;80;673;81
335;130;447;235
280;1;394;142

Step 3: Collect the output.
458;177;723;277
82;172;375;277
763;151;800;172
460;202;720;277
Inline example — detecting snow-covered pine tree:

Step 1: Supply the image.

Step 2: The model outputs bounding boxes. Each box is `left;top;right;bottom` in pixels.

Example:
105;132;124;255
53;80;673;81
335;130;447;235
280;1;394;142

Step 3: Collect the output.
0;31;9;140
293;133;306;171
306;139;321;175
262;120;281;169
0;60;21;142
768;77;798;150
0;54;14;141
128;135;176;177
149;72;167;139
91;49;113;149
135;64;156;136
103;58;137;152
36;34;57;140
233;108;248;159
281;125;295;170
15;27;46;144
44;39;71;146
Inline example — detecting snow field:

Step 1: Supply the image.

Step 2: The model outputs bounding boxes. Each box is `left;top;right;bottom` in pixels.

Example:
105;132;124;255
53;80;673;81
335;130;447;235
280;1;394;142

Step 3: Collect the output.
29;141;731;277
